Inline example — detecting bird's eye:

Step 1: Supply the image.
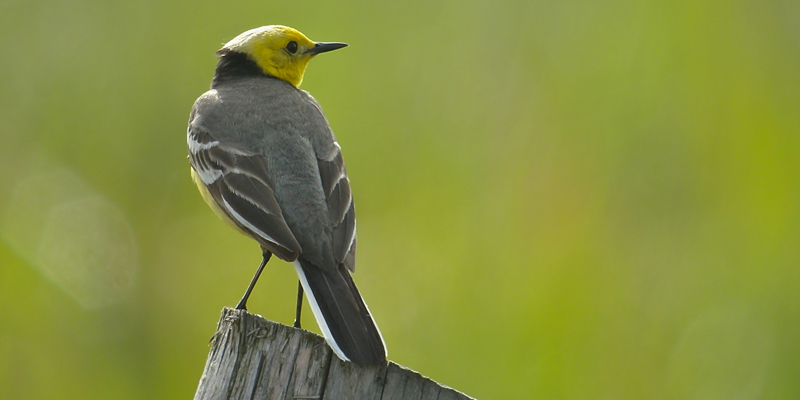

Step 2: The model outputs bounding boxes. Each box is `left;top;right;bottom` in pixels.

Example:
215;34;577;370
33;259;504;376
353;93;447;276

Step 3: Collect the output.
286;41;298;54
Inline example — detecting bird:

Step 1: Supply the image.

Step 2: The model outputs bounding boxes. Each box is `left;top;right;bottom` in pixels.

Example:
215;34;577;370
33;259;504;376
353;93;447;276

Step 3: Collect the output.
186;25;387;366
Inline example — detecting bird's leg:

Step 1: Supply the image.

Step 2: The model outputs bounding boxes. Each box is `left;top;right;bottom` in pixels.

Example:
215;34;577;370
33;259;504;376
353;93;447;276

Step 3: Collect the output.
235;251;272;310
293;280;304;328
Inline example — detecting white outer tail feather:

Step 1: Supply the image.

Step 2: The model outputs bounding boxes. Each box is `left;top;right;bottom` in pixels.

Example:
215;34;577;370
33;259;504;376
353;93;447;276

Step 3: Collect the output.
292;261;350;362
361;287;388;359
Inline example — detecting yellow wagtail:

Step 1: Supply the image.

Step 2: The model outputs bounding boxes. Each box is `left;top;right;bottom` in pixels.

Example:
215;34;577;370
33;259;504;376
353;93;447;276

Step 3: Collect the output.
187;26;386;366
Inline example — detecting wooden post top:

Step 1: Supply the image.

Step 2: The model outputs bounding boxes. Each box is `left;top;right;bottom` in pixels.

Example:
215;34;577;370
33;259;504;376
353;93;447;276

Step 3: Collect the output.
193;307;477;400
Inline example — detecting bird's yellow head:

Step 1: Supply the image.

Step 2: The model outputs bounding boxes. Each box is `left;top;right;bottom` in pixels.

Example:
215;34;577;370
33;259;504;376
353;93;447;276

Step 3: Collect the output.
220;25;347;88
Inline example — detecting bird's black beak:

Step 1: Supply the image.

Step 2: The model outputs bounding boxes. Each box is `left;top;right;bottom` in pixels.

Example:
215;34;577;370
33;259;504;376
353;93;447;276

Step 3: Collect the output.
307;42;348;55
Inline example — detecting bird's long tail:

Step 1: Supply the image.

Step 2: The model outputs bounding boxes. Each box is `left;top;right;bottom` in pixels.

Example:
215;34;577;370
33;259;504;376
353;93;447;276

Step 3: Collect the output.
293;259;387;366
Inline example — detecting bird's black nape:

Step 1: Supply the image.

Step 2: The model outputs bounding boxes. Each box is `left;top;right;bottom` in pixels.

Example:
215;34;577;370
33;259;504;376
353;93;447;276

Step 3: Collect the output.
212;49;272;88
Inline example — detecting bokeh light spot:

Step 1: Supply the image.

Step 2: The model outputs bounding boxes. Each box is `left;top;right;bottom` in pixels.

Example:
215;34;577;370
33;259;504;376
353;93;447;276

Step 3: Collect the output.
2;169;138;309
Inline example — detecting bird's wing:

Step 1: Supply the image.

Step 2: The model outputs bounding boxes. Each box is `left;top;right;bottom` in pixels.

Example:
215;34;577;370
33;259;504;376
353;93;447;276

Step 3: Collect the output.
317;142;357;272
188;123;302;261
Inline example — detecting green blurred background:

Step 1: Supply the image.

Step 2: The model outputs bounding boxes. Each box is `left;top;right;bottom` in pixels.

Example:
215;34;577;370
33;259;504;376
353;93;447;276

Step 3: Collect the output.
1;0;799;399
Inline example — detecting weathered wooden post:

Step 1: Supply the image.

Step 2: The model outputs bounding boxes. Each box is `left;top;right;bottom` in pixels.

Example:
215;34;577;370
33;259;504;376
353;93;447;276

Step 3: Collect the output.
194;308;476;400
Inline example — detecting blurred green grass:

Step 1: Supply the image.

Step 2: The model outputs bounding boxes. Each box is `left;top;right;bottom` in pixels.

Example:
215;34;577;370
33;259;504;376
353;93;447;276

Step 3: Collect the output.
1;0;799;399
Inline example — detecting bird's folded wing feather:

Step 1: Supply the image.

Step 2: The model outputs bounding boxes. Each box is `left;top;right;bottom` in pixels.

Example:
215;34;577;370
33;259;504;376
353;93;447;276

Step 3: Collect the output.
188;125;302;261
317;143;357;272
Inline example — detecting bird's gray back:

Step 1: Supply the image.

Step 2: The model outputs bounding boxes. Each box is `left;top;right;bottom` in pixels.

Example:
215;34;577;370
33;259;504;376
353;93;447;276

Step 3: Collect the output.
191;76;340;267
